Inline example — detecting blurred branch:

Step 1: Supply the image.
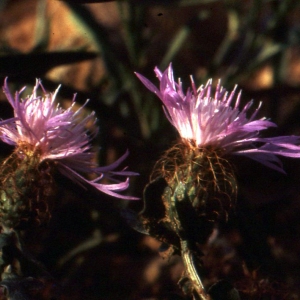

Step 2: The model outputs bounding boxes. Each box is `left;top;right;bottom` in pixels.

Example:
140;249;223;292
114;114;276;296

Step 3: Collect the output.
210;0;300;87
58;229;102;266
65;2;126;88
60;0;219;5
67;2;156;139
228;43;286;85
0;52;98;77
32;0;50;52
117;2;147;66
59;0;117;2
266;0;299;34
221;0;263;84
0;0;8;11
160;11;210;69
210;8;239;74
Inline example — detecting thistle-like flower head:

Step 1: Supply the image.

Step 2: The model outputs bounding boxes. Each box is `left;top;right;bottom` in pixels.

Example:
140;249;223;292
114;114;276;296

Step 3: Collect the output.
136;64;300;173
0;79;138;200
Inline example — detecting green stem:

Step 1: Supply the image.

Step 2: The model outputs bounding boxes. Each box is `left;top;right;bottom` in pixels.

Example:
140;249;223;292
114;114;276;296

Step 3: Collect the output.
181;240;209;300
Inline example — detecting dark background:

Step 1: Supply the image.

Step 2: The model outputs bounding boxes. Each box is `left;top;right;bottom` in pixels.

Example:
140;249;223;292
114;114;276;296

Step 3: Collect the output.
1;0;300;299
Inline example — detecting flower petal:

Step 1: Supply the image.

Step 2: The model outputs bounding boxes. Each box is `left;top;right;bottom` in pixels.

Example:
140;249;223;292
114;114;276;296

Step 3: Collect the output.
136;64;300;173
1;79;138;200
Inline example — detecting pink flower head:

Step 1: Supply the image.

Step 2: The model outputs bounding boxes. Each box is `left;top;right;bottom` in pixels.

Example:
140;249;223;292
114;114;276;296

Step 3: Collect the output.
136;64;300;173
0;79;138;200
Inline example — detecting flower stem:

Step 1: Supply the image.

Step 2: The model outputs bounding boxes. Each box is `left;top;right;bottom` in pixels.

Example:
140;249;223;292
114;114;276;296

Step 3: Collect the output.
181;240;210;300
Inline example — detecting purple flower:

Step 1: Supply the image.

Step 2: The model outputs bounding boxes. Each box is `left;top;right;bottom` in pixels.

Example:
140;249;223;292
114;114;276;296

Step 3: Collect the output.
136;64;300;173
0;79;138;200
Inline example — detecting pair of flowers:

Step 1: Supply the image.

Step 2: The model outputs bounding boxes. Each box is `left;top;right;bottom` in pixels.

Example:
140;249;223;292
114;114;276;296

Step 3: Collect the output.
0;65;300;201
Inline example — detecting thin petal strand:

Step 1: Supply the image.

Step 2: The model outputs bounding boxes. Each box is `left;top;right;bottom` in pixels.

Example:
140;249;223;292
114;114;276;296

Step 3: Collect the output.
136;64;300;172
0;79;138;199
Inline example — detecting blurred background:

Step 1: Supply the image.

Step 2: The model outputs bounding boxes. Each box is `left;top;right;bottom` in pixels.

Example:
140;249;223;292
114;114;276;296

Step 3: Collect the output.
1;0;300;299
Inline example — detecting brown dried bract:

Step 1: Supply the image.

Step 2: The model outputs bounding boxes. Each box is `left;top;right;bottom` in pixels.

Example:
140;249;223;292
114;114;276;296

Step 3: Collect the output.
151;139;237;222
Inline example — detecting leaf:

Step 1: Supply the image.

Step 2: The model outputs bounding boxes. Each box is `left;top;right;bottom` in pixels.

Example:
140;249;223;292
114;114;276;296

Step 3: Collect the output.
208;280;241;300
0;52;98;77
248;43;285;70
141;177;168;220
120;208;150;235
65;2;126;87
1;275;44;300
